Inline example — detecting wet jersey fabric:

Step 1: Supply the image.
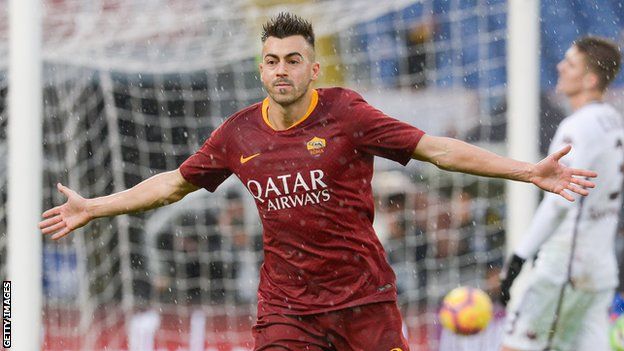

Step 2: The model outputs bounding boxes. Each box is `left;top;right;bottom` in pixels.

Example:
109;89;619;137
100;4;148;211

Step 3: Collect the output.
180;87;424;315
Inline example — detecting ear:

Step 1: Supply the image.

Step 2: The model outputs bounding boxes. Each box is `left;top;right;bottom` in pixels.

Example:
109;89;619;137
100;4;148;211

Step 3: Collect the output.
583;71;600;90
310;62;320;81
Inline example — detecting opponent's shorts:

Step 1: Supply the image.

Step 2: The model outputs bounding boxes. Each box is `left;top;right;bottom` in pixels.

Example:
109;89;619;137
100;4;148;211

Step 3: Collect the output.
252;301;409;351
502;275;612;351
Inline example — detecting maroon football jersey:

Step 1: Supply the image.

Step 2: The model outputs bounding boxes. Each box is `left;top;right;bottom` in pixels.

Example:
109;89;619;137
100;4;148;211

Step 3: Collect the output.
180;87;424;315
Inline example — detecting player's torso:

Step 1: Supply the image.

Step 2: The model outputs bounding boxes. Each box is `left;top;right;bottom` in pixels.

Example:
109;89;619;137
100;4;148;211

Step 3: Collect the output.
560;104;624;240
228;101;373;222
217;89;400;313
538;103;624;290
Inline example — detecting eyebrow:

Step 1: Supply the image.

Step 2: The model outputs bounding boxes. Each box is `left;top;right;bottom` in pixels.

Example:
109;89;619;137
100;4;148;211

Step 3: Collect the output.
264;52;304;60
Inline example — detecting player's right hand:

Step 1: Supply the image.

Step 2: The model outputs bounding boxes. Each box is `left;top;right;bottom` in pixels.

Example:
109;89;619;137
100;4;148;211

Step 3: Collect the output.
499;254;526;306
39;183;91;240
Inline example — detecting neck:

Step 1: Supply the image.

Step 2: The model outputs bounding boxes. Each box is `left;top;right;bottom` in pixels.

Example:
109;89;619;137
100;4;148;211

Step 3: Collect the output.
267;89;314;130
568;90;603;111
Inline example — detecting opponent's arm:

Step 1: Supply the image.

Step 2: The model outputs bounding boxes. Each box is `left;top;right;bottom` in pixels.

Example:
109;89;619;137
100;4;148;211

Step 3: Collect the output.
40;169;198;240
499;124;585;305
499;195;567;305
515;195;567;259
412;134;596;201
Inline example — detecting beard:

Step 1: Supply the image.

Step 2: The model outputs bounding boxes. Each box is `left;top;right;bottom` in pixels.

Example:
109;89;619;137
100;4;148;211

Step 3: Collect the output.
264;79;309;107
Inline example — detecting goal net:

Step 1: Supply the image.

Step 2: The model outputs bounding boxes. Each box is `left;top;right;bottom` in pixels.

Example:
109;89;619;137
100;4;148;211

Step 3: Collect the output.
0;0;511;350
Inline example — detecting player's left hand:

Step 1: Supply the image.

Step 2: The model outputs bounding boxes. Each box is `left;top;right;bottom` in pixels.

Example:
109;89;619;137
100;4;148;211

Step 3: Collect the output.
531;145;597;201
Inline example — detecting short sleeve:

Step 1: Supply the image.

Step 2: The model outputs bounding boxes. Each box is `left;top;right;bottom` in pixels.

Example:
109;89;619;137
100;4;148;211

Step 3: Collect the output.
179;125;232;192
342;90;425;165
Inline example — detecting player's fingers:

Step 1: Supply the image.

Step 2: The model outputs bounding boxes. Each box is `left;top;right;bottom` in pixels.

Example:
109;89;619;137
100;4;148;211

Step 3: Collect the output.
57;183;72;197
41;221;66;235
570;177;595;188
574;170;598;179
42;206;62;218
39;215;62;229
51;228;72;240
566;183;589;196
559;190;575;202
569;168;598;179
552;145;572;161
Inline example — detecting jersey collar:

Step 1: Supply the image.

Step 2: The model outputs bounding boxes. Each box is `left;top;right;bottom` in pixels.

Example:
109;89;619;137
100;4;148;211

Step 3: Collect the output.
262;89;318;131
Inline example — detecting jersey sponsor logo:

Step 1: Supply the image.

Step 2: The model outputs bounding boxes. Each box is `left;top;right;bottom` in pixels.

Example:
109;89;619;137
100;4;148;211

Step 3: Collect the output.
246;169;331;211
307;136;326;155
240;153;261;164
390;348;403;351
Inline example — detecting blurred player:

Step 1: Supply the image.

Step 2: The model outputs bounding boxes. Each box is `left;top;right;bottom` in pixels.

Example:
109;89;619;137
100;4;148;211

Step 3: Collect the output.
40;13;596;351
499;36;623;351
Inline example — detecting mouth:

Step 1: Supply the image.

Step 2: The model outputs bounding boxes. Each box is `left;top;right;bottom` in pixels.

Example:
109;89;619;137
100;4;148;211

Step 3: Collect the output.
274;81;293;88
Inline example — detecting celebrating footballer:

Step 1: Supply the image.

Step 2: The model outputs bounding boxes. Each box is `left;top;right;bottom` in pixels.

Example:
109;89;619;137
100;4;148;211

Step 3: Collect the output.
40;13;597;351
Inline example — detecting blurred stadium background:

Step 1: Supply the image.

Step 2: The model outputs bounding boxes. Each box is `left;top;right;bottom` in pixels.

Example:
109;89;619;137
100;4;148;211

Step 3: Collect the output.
0;0;623;350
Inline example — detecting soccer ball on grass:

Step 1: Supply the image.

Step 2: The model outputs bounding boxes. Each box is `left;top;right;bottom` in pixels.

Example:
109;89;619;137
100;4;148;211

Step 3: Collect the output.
439;286;493;335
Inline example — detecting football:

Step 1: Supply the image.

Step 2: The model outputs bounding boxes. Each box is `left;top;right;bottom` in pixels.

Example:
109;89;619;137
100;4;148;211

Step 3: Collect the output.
439;286;493;335
610;314;624;351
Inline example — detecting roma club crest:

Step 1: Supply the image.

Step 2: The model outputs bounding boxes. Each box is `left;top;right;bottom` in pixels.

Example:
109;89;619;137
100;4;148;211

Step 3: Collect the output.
306;136;326;155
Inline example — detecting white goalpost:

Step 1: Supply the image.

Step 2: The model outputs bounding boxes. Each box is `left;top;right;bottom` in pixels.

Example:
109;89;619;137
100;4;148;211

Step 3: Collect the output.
7;0;42;350
506;0;540;253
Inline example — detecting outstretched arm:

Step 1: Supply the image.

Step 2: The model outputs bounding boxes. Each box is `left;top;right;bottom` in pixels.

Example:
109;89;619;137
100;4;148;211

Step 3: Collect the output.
412;135;597;201
39;169;198;240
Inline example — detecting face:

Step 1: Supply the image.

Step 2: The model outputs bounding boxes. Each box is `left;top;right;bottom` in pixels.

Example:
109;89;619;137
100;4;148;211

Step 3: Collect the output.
259;35;320;106
556;46;597;96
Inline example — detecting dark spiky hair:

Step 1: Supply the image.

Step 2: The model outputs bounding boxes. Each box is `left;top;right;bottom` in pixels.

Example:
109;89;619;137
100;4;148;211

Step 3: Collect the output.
261;12;315;48
574;36;621;91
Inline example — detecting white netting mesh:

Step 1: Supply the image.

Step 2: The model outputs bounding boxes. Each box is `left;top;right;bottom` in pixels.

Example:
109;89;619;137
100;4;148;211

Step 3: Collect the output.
0;0;512;350
32;0;420;73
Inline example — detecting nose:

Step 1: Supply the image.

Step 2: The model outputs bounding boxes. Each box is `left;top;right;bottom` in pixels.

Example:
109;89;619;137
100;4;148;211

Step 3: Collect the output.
556;60;564;73
275;61;288;77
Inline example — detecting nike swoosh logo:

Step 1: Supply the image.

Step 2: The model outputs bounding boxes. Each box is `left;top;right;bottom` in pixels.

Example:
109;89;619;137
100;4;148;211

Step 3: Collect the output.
240;153;261;164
